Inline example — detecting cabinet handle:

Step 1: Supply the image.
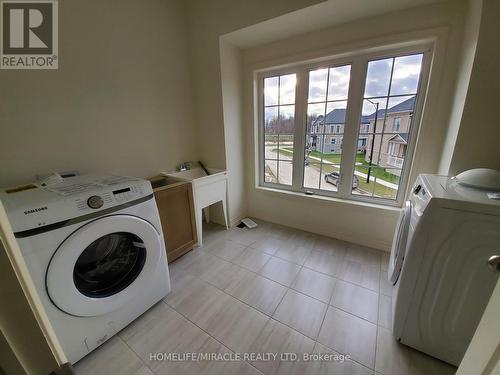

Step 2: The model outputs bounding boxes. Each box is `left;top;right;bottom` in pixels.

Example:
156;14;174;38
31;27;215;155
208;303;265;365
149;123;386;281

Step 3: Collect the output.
487;255;500;273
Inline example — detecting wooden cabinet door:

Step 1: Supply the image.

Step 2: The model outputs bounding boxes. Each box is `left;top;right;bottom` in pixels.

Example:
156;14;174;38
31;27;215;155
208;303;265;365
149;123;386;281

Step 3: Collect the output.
153;183;197;263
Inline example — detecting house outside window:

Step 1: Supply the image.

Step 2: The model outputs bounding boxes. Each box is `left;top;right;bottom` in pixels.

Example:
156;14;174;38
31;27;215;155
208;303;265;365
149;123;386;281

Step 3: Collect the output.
258;46;429;205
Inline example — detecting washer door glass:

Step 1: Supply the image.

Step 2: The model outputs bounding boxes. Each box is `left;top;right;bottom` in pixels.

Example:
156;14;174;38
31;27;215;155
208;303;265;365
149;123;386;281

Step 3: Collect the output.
47;215;164;317
73;232;146;298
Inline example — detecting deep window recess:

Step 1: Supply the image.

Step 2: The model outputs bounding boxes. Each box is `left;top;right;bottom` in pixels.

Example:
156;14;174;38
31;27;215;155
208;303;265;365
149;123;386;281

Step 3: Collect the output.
73;232;146;298
258;47;428;205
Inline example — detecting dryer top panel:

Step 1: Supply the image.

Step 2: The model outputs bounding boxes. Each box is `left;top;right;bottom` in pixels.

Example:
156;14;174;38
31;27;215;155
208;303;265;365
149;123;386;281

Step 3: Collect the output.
418;174;500;214
0;175;153;233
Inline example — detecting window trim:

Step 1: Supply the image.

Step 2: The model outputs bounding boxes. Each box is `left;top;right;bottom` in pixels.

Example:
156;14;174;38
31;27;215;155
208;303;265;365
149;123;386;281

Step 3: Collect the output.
256;41;433;207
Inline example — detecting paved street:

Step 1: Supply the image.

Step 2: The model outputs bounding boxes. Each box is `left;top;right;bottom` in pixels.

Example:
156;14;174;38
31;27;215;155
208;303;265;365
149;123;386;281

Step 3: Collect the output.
265;147;337;191
265;146;396;195
279;148;399;190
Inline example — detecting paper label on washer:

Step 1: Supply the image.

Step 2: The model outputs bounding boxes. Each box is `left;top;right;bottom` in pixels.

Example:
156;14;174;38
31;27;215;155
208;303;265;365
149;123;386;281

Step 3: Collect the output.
40;176;141;196
97;176;141;186
487;192;500;200
44;182;103;196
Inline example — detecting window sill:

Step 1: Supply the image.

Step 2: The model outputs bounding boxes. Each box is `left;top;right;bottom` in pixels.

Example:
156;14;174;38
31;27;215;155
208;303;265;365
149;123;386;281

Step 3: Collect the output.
255;185;402;212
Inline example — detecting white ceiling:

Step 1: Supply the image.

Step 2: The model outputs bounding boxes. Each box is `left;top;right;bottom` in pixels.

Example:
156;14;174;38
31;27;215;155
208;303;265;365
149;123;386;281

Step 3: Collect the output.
223;0;450;48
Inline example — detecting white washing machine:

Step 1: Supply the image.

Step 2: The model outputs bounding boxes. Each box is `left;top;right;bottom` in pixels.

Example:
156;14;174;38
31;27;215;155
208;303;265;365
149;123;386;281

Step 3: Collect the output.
389;173;500;366
0;175;170;364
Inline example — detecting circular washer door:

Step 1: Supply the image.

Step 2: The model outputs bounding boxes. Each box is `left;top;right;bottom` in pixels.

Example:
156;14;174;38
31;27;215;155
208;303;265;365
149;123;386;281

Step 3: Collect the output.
47;215;163;317
388;200;412;285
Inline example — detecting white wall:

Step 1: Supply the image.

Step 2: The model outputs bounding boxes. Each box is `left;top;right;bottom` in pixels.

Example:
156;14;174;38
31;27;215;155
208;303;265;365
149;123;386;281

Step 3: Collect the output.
235;1;467;250
0;0;197;187
220;41;246;225
185;0;323;224
448;0;500;175
438;0;482;174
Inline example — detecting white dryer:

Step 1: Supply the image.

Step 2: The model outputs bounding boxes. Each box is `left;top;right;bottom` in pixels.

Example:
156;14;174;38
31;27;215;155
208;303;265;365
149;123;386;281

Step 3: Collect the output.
1;175;170;364
389;174;500;366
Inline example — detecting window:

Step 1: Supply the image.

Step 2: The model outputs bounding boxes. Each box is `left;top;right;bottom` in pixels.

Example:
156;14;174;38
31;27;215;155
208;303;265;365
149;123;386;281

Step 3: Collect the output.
258;47;427;205
393;117;401;132
388;142;395;155
263;74;296;185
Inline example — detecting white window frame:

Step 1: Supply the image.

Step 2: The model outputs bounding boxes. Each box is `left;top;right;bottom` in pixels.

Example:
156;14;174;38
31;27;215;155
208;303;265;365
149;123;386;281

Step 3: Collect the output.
256;42;432;207
331;138;336;145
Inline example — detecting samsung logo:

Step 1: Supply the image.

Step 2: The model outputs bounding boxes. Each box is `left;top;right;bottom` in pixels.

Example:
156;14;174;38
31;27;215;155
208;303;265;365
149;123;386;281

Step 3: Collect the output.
24;206;48;215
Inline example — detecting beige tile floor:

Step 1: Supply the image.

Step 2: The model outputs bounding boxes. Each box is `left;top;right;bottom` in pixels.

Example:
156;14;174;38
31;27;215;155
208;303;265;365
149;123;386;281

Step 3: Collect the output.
74;220;456;375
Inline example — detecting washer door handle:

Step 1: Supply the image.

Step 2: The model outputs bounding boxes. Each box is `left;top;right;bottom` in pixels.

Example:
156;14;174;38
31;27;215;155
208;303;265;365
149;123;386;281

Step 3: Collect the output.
487;255;500;273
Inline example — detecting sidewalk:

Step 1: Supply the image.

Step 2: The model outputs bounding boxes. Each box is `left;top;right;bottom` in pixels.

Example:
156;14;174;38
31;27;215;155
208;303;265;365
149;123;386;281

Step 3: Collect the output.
278;147;399;190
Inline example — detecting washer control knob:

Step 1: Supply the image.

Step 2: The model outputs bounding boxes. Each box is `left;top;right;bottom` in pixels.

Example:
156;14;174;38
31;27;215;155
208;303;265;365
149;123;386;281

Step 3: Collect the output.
87;195;104;209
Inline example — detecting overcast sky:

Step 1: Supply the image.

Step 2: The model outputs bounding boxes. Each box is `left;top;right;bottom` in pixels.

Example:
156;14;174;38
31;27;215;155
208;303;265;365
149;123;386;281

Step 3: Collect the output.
264;53;423;123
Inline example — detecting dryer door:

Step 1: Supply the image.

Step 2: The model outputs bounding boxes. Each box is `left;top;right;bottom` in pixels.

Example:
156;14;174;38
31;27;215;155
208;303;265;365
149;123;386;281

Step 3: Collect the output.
388;200;412;284
47;215;164;317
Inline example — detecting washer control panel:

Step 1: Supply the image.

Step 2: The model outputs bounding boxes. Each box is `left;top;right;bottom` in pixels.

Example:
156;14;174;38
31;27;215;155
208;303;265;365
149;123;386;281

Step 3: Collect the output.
87;195;104;209
75;185;146;212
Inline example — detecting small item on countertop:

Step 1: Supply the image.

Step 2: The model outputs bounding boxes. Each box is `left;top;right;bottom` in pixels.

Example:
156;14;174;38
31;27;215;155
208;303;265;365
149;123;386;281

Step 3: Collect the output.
178;162;191;171
198;161;210;176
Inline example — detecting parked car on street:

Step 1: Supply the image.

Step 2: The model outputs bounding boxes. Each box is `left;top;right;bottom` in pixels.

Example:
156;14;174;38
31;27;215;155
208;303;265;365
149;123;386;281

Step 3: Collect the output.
324;172;359;189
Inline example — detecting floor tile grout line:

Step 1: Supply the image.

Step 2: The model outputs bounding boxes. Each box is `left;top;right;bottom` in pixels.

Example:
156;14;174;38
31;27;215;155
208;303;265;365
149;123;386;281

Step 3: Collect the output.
168;266;286;322
201;243;305;289
327;304;379;327
180;227;388;363
166;274;328;343
178;247;390;329
171;261;295;322
313;335;377;373
204;229;383;275
269;278;293;318
200;225;387;370
160;299;267;375
270;252;310;267
117;333;159;375
214;241;346;285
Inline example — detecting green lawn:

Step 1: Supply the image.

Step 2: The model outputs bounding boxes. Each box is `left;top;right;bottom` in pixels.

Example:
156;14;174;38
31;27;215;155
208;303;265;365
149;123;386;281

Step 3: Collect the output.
275;148;399;198
356;162;400;184
308;150;365;165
